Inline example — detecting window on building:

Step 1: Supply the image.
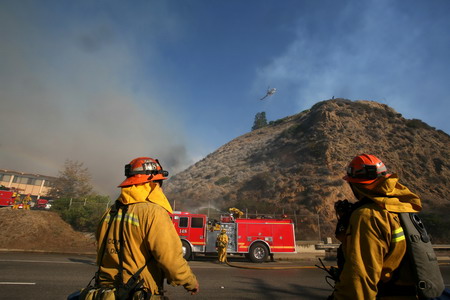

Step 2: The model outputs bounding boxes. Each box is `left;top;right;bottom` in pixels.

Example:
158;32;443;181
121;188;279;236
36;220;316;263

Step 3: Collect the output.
0;174;11;182
13;176;28;184
27;178;36;185
34;179;43;186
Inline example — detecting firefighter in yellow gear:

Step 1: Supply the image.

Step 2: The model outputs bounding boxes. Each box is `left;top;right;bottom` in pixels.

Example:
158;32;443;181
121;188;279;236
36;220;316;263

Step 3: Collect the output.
331;154;422;300
216;228;229;263
23;194;32;210
92;157;199;299
12;193;21;209
229;207;244;219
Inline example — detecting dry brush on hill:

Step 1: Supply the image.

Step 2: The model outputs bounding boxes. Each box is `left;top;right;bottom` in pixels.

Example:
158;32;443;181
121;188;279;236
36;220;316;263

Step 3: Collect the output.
165;99;450;242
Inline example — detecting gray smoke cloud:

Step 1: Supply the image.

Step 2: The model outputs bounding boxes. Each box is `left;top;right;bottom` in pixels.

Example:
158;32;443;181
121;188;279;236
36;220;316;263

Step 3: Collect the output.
0;2;192;197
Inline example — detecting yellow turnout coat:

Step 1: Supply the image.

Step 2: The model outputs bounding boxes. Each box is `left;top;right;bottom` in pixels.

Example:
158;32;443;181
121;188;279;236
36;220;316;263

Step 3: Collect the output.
96;182;198;295
333;175;422;300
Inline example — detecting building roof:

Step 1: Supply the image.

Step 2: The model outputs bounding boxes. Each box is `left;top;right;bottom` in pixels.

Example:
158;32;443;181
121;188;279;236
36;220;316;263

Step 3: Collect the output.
0;169;57;180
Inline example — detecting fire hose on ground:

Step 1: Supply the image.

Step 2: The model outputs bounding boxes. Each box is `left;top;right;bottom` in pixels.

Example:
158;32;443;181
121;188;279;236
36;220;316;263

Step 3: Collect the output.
223;257;450;271
224;257;320;270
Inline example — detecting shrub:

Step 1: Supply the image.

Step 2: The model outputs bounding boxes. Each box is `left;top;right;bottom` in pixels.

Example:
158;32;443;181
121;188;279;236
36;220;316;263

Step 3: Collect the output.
405;119;431;129
215;176;231;185
52;195;110;232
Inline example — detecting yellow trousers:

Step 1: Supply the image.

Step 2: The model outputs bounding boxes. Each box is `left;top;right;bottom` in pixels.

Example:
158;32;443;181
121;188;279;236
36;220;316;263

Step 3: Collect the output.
218;247;227;262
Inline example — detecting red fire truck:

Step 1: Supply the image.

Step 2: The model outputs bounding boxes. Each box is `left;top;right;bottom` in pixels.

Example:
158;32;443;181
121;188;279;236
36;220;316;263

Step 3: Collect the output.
0;190;14;207
170;211;296;263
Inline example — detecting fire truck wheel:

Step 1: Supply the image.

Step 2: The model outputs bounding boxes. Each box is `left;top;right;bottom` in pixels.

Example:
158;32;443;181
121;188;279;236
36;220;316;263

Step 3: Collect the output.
248;243;269;263
182;240;192;261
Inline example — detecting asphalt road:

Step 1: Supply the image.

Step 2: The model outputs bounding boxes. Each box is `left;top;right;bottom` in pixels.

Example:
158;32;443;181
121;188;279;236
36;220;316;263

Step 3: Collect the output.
0;252;449;300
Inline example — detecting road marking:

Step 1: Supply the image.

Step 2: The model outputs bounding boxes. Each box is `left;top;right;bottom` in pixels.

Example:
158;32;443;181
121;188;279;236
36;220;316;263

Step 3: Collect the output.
0;259;95;265
0;282;36;285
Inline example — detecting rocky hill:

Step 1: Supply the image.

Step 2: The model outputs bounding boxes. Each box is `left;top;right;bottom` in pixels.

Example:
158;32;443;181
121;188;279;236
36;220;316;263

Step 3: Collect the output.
164;99;450;241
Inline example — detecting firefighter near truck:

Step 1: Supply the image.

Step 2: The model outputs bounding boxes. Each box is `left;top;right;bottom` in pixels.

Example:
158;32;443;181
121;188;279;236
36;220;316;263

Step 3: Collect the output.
170;208;296;263
0;186;23;208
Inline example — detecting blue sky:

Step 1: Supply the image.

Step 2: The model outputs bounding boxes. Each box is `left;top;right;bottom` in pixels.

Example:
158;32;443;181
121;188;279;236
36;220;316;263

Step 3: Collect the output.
1;0;449;196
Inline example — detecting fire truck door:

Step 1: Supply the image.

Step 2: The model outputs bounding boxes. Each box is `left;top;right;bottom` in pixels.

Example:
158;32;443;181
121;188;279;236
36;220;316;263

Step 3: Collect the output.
189;216;206;248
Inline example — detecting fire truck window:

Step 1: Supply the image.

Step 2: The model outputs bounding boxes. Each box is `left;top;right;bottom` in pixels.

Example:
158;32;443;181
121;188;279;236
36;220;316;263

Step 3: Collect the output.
179;217;188;228
191;217;204;228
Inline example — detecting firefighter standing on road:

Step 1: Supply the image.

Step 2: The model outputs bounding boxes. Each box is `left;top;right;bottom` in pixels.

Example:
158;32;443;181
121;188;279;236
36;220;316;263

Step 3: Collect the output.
216;228;229;263
23;194;32;210
93;157;199;299
12;193;21;209
331;154;423;299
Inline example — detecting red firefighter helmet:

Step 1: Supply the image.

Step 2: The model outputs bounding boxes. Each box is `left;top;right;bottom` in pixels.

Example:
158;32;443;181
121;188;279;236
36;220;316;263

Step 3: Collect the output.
343;154;390;184
118;157;169;187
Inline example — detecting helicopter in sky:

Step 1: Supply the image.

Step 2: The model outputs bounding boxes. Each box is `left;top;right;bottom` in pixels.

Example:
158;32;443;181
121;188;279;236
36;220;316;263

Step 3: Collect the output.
260;87;277;100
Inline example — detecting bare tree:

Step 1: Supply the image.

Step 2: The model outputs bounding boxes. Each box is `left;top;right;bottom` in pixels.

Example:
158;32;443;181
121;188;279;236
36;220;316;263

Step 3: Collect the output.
48;159;93;200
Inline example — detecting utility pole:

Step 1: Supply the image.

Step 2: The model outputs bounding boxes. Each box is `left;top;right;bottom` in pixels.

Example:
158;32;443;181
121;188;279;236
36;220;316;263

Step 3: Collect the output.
317;213;321;242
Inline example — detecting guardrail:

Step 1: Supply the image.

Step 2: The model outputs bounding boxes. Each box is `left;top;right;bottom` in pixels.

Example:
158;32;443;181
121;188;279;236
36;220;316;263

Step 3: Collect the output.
315;243;340;250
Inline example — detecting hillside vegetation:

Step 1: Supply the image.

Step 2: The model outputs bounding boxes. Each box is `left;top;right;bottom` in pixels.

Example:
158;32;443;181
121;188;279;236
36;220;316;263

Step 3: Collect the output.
164;99;450;242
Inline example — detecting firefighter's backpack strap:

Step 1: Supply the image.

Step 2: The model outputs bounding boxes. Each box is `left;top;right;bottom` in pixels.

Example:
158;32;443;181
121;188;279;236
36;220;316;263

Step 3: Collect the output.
399;213;445;299
114;203;147;300
77;202;147;300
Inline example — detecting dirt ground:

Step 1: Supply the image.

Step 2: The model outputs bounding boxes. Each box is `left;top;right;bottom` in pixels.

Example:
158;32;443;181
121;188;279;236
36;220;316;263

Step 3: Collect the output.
0;208;96;254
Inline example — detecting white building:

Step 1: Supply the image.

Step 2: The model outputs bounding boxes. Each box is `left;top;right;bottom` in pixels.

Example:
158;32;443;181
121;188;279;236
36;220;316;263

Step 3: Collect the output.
0;169;56;199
